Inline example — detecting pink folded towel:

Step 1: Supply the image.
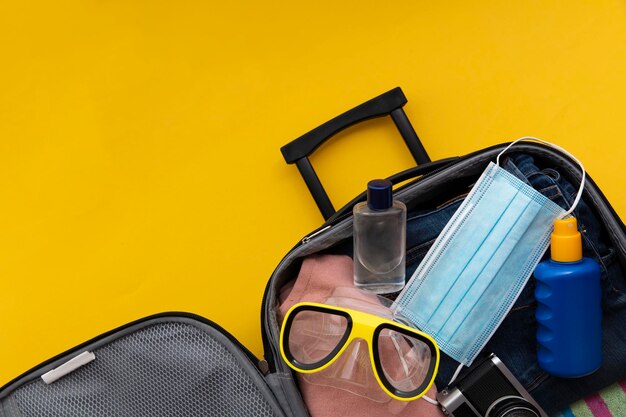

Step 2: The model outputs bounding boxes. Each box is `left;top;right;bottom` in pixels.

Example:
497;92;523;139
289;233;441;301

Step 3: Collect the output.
278;254;445;417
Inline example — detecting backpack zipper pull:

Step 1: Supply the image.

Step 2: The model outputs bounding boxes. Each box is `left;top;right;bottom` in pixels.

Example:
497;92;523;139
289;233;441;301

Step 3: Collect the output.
41;351;96;384
258;358;270;375
302;225;331;244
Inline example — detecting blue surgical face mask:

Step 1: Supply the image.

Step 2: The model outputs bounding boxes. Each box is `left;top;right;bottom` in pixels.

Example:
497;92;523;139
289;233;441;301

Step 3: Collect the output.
393;138;585;367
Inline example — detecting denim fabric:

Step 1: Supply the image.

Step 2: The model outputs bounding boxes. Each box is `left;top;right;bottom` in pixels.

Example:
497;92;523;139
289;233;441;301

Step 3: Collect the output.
419;154;626;415
405;197;464;279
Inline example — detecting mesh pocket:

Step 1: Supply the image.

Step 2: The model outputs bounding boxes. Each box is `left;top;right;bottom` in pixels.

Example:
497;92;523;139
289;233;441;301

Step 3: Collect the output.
3;320;283;417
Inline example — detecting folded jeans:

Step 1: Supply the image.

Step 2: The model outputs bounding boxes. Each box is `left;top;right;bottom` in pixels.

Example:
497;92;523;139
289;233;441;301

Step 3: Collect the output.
414;154;626;415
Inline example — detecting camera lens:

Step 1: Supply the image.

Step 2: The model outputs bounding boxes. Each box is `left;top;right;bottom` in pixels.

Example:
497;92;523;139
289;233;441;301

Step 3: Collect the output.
487;397;540;417
499;408;539;417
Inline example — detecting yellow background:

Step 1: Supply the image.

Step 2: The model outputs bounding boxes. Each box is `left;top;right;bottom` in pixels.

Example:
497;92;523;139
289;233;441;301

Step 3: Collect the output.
1;1;625;385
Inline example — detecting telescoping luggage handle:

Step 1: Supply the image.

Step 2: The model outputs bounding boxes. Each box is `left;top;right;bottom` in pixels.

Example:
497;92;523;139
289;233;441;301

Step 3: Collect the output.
281;87;431;220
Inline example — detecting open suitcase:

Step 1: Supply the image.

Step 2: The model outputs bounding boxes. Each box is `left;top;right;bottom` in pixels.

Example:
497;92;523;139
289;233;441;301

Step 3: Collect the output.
1;88;625;416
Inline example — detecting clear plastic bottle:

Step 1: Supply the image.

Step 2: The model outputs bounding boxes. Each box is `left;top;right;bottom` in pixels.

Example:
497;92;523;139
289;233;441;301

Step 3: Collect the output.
353;179;406;294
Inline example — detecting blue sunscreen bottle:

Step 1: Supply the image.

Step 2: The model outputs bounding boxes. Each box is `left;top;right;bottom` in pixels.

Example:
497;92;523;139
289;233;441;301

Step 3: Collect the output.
534;216;602;377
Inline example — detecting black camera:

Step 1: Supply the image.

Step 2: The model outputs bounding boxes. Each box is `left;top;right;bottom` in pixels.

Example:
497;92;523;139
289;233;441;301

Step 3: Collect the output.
437;354;548;417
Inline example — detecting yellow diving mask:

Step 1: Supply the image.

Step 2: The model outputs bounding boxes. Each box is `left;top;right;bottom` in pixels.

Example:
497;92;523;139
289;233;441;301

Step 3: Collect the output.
279;302;440;402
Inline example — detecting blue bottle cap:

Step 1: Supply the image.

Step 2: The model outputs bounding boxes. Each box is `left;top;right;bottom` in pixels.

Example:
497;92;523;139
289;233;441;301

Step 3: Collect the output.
367;179;393;210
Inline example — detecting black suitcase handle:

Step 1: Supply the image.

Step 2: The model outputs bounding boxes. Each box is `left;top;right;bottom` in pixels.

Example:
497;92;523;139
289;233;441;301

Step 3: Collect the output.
281;87;431;220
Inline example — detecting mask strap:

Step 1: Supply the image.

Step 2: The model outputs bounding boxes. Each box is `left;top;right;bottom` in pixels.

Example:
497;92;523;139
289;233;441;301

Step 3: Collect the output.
421;395;439;405
495;136;586;219
448;363;465;386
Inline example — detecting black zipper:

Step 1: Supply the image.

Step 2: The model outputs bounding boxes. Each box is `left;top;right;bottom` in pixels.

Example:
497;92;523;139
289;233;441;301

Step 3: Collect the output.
0;312;263;397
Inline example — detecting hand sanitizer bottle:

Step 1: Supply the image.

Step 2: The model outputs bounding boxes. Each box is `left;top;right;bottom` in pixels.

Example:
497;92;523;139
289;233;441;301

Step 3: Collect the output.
353;179;406;294
534;216;602;377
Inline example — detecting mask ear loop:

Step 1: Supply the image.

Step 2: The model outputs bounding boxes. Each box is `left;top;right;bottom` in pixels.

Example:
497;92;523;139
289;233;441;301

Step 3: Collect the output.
419;362;465;406
495;136;586;219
